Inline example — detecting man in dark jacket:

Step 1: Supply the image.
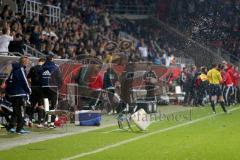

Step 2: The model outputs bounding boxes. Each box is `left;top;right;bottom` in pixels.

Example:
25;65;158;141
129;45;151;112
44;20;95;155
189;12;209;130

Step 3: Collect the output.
8;33;24;55
41;54;62;110
27;58;45;128
183;66;197;106
179;67;188;92
143;64;157;101
103;66;119;114
6;56;31;134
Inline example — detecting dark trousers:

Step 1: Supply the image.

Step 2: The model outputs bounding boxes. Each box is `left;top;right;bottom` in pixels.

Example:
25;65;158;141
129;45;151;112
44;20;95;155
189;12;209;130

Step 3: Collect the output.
27;87;43;121
9;97;25;132
197;85;207;106
43;87;58;110
0;108;11;125
146;84;155;101
236;86;240;103
35;107;45;124
223;86;234;106
184;88;194;105
107;89;115;113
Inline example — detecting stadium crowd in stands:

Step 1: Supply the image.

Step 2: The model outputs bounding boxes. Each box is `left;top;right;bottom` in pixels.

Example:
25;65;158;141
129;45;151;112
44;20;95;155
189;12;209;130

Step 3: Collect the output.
0;0;179;66
168;0;240;62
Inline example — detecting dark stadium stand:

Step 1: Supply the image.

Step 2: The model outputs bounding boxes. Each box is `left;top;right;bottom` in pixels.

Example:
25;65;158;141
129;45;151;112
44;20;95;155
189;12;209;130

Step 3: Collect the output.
166;0;240;64
0;0;238;67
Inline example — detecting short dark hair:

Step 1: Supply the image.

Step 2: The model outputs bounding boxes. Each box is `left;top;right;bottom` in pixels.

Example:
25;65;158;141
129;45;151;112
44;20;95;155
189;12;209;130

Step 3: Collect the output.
201;67;206;72
15;33;21;38
46;55;54;61
212;64;217;68
218;64;224;70
147;62;152;68
38;57;45;62
2;27;8;34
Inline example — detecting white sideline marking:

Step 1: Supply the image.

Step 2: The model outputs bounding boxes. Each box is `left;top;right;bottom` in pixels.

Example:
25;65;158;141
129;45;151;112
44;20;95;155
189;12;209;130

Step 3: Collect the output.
102;128;122;134
102;109;193;134
62;107;240;160
102;127;130;134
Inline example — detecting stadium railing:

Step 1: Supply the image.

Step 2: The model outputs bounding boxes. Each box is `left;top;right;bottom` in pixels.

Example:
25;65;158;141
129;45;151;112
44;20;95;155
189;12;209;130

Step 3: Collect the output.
0;52;23;57
44;4;61;24
22;0;61;24
24;44;46;58
175;57;194;66
0;54;71;65
104;4;154;15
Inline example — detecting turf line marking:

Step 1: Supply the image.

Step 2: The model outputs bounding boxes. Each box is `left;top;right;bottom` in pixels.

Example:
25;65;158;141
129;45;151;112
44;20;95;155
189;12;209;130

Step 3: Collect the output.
62;107;240;160
102;127;132;134
102;128;125;134
101;108;193;134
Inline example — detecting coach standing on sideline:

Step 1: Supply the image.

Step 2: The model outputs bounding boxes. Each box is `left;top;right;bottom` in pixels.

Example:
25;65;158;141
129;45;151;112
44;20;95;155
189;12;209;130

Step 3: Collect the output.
207;64;227;114
41;54;62;110
6;56;31;134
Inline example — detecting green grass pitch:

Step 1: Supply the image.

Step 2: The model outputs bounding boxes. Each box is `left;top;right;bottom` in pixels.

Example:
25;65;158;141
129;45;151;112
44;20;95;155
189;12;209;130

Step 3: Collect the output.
0;105;240;160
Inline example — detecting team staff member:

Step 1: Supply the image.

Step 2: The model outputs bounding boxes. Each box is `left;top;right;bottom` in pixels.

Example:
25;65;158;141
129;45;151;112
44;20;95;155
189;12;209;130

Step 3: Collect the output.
6;56;31;134
207;64;227;114
27;58;45;128
232;66;240;103
88;65;103;110
103;66;119;114
42;54;62;110
0;89;12;129
197;67;208;106
144;64;157;101
222;66;234;106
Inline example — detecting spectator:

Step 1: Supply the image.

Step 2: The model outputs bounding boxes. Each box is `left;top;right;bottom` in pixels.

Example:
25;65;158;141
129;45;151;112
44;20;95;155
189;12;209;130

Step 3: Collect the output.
8;33;24;55
0;5;11;20
165;54;171;67
30;25;41;51
0;27;13;55
138;38;148;61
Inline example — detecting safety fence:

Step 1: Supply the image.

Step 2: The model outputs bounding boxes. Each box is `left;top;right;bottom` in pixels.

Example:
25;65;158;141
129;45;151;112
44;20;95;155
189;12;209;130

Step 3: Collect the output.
23;0;61;24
